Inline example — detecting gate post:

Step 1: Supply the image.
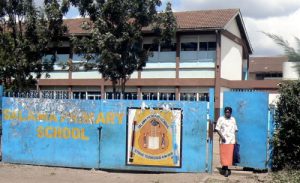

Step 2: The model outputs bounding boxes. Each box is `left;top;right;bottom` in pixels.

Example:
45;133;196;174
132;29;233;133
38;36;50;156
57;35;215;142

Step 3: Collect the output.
0;85;4;160
207;88;215;173
267;105;275;170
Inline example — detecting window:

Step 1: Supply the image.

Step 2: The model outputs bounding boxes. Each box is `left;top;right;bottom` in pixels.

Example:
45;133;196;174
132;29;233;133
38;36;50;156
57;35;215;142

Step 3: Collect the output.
159;93;176;101
142;92;158;100
106;92;121;100
41;91;70;99
123;93;138;100
104;92;138;100
180;93;209;101
256;73;283;80
181;42;197;51
199;42;208;51
57;47;70;55
73;92;86;100
87;92;101;100
73;53;98;63
43;47;70;63
180;93;197;101
143;44;159;51
199;42;216;51
160;43;177;52
199;93;209;101
208;42;217;51
57;47;71;63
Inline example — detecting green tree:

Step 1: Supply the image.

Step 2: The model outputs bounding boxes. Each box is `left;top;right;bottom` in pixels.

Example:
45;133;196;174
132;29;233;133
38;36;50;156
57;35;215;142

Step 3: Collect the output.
265;33;300;75
69;0;176;94
158;2;177;46
273;81;300;170
0;0;68;91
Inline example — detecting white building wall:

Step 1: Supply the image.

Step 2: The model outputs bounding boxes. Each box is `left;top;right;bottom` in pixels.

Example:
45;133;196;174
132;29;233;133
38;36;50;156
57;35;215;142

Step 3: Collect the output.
283;62;300;80
179;69;215;78
220;87;231;109
221;35;243;80
72;71;102;79
40;72;69;79
141;70;176;78
130;71;138;79
225;18;241;38
269;93;280;106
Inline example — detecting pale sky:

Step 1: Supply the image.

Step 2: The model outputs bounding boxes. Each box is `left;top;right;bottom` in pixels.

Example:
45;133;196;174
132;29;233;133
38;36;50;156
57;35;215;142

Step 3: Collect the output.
38;0;300;57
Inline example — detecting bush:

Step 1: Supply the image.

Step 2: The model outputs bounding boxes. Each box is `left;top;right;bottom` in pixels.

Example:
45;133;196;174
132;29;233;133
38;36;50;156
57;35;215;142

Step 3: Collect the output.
273;80;300;170
271;170;300;183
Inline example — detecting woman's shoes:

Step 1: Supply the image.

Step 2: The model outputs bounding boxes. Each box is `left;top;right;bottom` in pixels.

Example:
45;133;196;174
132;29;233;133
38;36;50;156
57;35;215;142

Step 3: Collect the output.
224;169;229;177
220;166;231;177
224;169;231;177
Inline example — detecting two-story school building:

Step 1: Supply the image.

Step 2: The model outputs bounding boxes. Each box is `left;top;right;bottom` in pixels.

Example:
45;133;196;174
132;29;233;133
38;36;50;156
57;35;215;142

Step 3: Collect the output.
37;9;260;117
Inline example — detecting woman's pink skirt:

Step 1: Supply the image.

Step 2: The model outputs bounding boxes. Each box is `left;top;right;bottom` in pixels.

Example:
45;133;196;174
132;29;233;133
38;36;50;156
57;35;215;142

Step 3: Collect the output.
220;144;234;166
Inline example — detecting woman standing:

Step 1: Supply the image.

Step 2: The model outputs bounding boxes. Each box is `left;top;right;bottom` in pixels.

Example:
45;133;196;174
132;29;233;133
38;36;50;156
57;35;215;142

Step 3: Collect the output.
215;107;238;177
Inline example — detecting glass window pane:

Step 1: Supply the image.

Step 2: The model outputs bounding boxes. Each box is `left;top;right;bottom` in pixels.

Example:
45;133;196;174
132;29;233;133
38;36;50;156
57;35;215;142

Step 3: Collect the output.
87;91;101;100
181;42;197;51
57;47;70;54
143;44;159;51
142;92;158;100
199;42;208;51
106;92;121;100
199;93;209;101
159;93;176;100
73;92;86;99
208;42;217;51
123;92;138;100
160;43;177;52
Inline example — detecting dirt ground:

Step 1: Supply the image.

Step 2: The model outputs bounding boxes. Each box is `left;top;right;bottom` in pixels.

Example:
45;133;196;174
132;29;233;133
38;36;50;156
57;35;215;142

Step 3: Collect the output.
0;162;271;183
0;133;272;183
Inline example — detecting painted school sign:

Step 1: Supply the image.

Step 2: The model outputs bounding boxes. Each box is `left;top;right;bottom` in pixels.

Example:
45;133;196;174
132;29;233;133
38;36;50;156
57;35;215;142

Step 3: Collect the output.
1;97;213;172
3;108;124;141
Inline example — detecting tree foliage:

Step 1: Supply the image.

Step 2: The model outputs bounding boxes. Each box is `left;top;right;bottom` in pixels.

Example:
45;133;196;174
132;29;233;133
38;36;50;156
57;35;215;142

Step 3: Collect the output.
69;0;177;94
0;0;68;91
265;32;300;75
273;80;300;170
157;2;177;46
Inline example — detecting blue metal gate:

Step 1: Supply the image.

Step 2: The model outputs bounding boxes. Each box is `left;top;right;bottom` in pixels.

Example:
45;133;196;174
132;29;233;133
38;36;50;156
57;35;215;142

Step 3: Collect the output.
1;97;214;173
223;91;273;169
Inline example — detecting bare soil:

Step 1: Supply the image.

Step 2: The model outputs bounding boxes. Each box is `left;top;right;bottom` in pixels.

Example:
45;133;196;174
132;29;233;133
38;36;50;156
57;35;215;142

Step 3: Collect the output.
0;133;272;183
0;162;271;183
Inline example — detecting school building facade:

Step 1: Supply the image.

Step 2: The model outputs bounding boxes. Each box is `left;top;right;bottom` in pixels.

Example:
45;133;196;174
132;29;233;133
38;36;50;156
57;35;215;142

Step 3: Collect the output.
36;9;281;117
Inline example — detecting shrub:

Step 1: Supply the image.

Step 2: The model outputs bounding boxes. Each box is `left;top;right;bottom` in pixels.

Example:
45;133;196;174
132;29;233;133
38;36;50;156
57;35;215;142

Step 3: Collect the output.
273;80;300;170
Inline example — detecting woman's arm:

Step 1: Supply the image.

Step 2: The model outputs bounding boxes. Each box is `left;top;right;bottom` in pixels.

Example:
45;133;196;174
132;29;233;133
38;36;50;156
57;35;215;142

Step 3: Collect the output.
216;130;226;143
215;117;226;143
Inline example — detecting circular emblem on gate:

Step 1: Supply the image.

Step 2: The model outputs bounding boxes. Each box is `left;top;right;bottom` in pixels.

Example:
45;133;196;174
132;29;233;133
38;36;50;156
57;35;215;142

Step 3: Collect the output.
138;117;169;154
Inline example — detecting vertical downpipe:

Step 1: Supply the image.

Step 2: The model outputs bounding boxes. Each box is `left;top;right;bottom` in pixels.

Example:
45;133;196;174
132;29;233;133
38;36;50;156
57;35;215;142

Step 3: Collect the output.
207;88;215;173
205;102;210;172
98;126;102;169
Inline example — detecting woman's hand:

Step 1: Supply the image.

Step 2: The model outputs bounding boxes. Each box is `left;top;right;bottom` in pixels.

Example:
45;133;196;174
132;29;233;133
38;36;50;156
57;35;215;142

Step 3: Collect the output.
221;137;226;143
216;129;226;143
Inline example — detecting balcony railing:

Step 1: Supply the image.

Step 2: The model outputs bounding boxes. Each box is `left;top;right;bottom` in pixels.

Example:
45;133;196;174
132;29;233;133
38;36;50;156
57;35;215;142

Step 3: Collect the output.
147;51;216;63
180;51;216;62
148;52;176;63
